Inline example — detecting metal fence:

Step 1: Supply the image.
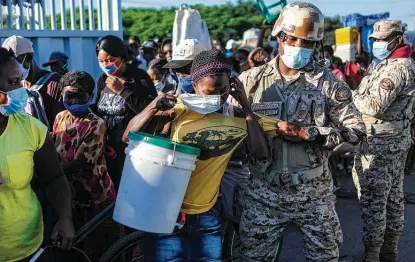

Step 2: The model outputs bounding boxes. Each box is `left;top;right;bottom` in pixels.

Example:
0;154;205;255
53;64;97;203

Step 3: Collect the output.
0;0;122;32
0;0;123;80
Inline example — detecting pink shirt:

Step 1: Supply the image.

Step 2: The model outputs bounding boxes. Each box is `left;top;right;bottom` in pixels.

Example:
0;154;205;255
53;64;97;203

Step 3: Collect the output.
332;68;346;81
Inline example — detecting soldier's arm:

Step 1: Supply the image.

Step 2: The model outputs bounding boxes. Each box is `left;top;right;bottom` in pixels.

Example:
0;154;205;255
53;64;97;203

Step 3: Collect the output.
320;77;366;150
353;64;407;117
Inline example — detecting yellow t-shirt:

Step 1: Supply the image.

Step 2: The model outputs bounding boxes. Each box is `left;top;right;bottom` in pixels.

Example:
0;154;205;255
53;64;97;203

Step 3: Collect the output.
171;100;277;214
0;114;47;262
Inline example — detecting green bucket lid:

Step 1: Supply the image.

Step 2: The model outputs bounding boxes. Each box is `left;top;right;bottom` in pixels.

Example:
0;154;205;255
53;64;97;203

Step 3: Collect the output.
128;132;200;156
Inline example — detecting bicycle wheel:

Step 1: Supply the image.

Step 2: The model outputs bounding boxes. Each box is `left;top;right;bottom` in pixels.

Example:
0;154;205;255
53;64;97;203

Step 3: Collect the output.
99;231;145;262
222;220;242;261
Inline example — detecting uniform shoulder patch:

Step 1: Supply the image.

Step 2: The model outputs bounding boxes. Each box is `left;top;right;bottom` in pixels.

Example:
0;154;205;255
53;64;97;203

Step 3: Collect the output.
335;86;352;101
380;78;394;91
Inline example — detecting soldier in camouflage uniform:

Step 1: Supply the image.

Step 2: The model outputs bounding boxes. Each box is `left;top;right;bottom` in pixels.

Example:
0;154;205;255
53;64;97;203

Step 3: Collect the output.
352;20;415;262
236;2;366;261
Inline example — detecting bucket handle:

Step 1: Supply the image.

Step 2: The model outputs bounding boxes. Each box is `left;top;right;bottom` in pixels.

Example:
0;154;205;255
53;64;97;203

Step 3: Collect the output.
151;109;178;165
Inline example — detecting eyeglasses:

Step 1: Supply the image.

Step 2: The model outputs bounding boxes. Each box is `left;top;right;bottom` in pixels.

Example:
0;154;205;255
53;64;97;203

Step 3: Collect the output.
281;34;316;49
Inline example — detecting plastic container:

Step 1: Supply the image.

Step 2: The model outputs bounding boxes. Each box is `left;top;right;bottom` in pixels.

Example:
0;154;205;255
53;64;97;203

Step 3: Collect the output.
335;27;358;46
334;44;358;63
113;132;200;234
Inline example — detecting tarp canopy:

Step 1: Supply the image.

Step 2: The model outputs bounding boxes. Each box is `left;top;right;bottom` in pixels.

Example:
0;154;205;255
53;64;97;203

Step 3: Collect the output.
342;12;390;28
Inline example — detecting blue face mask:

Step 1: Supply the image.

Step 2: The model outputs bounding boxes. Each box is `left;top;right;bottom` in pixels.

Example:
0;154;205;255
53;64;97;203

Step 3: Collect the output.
100;58;122;76
372;37;396;60
280;43;313;69
0;88;29;116
63;99;92;117
154;81;165;92
178;76;194;94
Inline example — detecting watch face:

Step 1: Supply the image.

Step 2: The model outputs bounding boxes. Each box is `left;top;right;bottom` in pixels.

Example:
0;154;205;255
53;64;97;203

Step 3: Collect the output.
308;126;319;140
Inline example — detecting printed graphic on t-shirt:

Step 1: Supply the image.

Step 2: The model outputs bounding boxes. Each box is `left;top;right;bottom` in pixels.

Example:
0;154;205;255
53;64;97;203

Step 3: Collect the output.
182;125;245;160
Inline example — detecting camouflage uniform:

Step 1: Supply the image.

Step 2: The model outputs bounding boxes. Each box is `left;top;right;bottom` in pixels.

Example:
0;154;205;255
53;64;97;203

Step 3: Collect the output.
235;3;365;262
352;20;415;261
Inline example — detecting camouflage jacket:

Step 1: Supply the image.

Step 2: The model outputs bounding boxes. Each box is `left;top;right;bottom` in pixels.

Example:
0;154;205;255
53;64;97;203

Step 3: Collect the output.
238;57;365;173
353;57;415;152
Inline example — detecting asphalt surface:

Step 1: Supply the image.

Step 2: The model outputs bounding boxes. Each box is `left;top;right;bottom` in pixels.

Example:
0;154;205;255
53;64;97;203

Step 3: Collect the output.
278;175;415;262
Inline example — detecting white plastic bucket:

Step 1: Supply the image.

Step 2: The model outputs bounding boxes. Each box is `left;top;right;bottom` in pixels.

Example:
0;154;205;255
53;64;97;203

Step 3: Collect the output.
113;132;200;234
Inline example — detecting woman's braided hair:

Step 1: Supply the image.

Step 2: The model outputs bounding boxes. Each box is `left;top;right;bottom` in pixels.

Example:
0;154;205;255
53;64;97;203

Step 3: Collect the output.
191;49;233;82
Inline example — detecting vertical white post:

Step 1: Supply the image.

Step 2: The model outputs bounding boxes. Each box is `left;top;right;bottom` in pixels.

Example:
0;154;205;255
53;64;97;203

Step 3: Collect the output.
79;0;85;30
49;0;56;30
0;5;3;29
111;0;122;31
30;0;35;30
35;2;40;29
60;0;66;30
101;0;110;30
40;0;46;29
88;0;94;30
17;0;24;30
69;0;76;30
96;0;102;30
7;0;13;29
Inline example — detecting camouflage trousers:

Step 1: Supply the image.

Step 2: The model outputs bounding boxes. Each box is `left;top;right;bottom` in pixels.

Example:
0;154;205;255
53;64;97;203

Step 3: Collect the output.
239;176;343;262
352;150;407;249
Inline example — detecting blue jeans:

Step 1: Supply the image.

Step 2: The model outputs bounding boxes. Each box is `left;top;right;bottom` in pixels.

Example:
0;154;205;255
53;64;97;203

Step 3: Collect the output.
143;207;222;262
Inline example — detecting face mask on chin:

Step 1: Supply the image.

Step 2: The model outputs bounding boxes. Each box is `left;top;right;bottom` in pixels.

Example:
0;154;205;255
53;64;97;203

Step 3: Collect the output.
63;98;92;117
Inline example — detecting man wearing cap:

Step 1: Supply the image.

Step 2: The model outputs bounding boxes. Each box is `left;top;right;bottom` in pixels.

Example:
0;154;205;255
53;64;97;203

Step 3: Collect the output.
2;35;63;129
42;51;69;75
236;2;365;261
352;20;415;262
163;38;208;94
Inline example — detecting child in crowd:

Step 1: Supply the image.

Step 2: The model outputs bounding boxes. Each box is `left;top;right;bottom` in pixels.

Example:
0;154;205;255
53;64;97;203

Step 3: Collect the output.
52;70;123;260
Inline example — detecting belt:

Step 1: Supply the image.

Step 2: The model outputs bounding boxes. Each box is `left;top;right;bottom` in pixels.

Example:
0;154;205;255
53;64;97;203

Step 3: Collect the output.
366;121;408;135
251;162;327;187
279;163;326;187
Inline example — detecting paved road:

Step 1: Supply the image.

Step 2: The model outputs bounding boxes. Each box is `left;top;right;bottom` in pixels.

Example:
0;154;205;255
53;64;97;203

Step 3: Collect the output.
278;175;415;262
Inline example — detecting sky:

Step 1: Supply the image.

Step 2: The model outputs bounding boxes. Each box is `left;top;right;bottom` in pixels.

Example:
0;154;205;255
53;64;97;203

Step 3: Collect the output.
122;0;415;30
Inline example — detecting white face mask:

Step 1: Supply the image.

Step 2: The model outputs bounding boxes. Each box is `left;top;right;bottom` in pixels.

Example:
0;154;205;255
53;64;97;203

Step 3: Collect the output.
181;93;224;115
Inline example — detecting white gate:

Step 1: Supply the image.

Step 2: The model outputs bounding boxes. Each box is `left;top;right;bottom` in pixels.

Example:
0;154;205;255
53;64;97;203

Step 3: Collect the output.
0;0;123;79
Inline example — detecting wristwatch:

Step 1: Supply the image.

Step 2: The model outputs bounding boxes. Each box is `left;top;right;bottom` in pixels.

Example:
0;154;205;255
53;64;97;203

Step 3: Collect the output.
305;126;320;141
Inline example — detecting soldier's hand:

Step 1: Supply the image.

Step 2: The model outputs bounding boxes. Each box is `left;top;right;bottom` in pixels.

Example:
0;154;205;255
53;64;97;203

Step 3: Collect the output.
230;77;249;109
276;121;309;140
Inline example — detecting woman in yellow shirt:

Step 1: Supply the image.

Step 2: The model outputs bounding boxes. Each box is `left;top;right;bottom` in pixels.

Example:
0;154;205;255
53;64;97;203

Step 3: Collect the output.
0;47;75;262
123;49;270;261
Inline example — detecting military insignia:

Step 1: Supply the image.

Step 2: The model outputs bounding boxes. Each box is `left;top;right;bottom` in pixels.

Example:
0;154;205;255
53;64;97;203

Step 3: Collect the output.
380;78;394;91
335;86;352;101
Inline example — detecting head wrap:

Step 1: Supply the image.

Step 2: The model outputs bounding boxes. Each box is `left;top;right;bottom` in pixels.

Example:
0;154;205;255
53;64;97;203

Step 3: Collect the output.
191;49;233;82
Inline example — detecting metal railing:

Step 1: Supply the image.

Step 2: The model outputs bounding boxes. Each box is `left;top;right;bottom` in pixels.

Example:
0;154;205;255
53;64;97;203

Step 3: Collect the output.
0;0;121;32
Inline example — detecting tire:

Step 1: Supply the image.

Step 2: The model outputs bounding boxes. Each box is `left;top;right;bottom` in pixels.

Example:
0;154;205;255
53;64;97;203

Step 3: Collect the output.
99;231;145;262
222;220;242;261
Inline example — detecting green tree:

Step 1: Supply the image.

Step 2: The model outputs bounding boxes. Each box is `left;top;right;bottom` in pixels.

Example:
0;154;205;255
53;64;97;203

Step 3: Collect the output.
122;0;342;47
122;0;264;42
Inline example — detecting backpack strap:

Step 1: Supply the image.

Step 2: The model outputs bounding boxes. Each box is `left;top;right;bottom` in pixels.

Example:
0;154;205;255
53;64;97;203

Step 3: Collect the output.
30;72;57;92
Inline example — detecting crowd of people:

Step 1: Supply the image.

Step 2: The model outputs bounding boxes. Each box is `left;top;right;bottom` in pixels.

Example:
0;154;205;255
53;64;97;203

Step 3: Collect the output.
1;1;415;262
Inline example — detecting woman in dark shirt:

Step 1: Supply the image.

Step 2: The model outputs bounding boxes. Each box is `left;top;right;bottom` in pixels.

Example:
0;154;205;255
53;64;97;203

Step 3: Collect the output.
93;35;157;189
